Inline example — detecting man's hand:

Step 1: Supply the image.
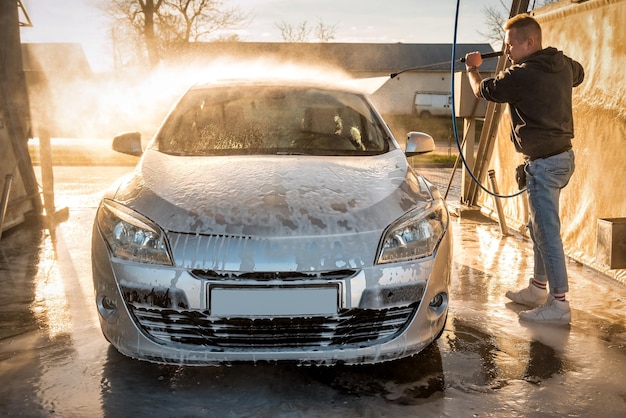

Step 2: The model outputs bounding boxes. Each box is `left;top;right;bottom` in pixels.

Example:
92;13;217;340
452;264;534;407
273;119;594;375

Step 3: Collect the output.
464;52;484;99
464;52;483;68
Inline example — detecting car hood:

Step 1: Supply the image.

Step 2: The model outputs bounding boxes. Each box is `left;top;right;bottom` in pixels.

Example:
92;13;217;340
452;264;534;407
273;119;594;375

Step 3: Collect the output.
110;149;436;270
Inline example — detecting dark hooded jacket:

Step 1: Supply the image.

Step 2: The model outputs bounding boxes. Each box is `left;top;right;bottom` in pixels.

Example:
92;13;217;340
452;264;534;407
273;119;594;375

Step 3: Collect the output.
479;47;584;159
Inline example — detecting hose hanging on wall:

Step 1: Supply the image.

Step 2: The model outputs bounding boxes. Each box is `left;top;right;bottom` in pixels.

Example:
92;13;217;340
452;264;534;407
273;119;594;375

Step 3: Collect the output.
450;0;526;199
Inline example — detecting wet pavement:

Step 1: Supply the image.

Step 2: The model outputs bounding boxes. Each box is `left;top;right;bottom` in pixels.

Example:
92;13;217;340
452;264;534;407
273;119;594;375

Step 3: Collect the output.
1;165;625;417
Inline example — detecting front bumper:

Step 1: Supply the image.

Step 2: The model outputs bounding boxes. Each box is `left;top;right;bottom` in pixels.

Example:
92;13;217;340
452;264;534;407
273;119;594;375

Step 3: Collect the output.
91;226;452;366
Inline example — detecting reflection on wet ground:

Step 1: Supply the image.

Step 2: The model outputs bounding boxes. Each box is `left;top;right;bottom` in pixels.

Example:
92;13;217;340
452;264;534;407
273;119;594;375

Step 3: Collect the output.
1;166;625;417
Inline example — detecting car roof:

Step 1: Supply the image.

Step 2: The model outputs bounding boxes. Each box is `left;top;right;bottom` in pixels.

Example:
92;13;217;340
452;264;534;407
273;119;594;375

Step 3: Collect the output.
188;78;366;95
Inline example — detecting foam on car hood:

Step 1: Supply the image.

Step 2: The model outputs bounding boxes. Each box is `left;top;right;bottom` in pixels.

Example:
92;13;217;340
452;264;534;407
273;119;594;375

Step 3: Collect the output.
113;148;432;238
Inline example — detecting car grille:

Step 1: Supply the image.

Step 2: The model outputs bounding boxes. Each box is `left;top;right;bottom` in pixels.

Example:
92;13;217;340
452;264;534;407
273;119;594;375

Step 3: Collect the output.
128;304;417;349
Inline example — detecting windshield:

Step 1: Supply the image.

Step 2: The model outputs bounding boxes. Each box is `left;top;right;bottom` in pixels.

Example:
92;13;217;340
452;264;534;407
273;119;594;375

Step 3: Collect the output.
155;85;391;156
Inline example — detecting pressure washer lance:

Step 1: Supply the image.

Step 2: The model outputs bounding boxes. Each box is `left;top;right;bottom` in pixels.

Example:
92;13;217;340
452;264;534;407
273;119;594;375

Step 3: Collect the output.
389;51;503;79
459;51;503;63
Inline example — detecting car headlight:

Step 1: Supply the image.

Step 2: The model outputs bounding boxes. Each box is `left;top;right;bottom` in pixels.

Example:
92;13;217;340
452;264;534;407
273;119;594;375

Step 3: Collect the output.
377;199;448;264
96;199;172;265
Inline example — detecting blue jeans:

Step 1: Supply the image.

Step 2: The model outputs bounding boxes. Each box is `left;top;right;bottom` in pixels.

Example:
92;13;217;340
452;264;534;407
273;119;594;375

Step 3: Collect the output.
525;149;575;294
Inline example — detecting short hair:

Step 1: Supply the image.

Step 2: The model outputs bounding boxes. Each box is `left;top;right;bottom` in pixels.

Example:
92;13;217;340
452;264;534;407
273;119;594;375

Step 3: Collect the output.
504;14;542;44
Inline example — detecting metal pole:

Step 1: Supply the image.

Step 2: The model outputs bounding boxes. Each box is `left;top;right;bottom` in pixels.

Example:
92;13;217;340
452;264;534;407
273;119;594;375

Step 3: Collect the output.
0;174;14;241
488;170;509;237
39;130;56;216
460;117;476;204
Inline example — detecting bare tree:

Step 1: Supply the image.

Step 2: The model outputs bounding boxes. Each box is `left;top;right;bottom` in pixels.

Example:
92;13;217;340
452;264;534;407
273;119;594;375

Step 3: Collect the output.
315;20;336;43
105;0;164;68
479;0;560;46
478;0;509;46
276;20;311;43
103;0;247;69
160;0;247;49
276;20;336;42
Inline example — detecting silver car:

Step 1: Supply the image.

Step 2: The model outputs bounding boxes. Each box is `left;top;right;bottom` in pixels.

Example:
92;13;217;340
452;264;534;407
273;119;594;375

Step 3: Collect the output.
91;79;452;366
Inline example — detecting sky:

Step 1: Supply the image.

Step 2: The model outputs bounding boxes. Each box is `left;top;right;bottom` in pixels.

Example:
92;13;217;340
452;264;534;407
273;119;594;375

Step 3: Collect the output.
18;0;510;72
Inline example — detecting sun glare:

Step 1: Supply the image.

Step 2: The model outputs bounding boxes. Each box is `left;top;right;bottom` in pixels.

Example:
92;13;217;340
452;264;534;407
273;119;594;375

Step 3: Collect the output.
32;234;71;339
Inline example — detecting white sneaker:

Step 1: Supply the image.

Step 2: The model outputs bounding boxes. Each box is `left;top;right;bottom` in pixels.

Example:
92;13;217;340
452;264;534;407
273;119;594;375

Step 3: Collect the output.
505;278;548;307
518;297;571;325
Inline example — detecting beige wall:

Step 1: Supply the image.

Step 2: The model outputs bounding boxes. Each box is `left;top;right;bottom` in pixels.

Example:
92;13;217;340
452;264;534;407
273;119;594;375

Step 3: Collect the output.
476;0;626;283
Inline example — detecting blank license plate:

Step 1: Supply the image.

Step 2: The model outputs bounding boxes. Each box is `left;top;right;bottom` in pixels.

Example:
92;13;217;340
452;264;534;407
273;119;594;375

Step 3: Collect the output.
209;285;339;317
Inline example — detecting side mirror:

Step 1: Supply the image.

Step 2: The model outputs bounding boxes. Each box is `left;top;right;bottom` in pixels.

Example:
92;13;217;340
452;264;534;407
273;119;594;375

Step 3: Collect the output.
112;131;142;156
405;131;435;157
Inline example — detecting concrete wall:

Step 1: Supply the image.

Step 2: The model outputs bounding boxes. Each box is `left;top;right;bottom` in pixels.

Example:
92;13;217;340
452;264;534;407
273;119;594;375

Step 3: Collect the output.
476;0;626;283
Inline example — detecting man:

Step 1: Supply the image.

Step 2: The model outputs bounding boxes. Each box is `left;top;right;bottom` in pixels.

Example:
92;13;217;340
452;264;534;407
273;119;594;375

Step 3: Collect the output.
464;14;584;325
